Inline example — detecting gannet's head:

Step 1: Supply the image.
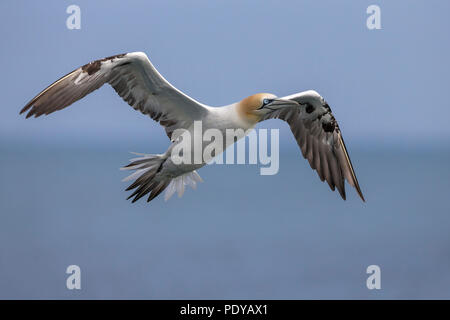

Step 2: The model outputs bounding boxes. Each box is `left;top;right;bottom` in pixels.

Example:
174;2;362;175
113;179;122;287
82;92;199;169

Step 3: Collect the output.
237;93;299;124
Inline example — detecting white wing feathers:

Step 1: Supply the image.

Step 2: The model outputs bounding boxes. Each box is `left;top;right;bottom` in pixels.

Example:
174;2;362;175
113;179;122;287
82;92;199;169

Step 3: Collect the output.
20;52;208;139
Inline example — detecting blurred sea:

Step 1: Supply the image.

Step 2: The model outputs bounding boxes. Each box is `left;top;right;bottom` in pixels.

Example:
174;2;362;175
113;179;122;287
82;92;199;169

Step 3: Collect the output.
0;143;449;299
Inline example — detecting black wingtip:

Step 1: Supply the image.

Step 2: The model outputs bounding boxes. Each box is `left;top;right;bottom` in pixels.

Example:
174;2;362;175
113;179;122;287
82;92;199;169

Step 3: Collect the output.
357;189;366;202
352;174;365;202
338;186;346;201
336;135;366;203
20;104;32;116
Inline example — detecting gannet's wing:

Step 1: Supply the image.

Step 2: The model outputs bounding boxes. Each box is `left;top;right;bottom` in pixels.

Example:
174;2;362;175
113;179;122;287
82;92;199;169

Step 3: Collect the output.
20;52;208;139
262;93;364;202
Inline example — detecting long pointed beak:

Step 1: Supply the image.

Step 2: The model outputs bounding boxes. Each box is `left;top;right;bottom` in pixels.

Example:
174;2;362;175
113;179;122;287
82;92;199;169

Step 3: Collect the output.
266;98;299;110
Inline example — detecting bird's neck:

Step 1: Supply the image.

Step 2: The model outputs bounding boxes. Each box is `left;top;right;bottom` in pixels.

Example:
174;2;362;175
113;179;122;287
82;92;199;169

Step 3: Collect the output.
235;102;259;127
206;103;258;132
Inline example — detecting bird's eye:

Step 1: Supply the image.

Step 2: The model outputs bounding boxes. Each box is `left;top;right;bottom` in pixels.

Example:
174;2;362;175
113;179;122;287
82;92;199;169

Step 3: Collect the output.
263;98;271;105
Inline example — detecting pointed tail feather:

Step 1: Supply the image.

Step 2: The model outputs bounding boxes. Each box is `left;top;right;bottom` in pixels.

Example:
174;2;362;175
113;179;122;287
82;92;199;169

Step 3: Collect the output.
121;153;203;203
121;153;167;203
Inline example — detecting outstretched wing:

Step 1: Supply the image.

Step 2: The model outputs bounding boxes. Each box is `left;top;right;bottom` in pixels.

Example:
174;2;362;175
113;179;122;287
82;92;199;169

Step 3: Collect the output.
262;93;365;202
20;52;208;139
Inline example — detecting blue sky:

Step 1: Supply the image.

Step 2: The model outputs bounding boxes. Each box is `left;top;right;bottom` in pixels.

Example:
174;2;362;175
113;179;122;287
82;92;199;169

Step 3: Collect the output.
1;0;449;149
1;1;450;299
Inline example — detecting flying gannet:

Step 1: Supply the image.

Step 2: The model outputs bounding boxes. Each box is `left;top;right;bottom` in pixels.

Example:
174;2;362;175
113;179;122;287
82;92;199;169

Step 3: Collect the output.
20;52;365;203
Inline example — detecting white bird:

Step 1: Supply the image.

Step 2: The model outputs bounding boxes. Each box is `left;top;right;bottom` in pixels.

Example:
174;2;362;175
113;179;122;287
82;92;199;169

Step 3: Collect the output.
21;52;365;203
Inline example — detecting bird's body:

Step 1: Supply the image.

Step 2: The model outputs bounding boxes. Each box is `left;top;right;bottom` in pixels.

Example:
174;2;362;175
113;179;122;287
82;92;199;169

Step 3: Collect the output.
21;52;365;203
121;100;260;201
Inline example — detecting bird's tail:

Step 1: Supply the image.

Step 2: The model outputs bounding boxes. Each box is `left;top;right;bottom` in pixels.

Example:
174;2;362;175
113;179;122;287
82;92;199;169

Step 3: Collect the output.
121;152;203;203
